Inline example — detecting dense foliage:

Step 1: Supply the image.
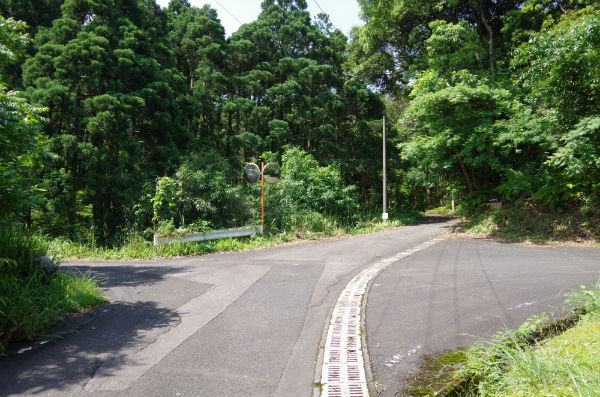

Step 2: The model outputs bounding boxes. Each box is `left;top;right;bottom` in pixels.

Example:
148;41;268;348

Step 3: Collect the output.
0;15;45;226
1;0;388;245
352;0;600;216
1;0;599;247
266;147;358;232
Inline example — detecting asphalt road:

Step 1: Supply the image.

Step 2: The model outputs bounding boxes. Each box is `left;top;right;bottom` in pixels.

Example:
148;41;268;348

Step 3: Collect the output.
366;238;600;397
0;219;450;397
1;220;598;397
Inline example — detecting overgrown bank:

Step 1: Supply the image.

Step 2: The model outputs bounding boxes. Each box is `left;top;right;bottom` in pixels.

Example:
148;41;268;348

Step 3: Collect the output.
405;282;600;397
459;200;600;245
0;228;106;353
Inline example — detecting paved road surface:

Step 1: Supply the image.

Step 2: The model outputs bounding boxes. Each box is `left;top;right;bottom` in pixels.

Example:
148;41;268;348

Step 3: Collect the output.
0;219;450;397
366;238;600;396
1;220;598;397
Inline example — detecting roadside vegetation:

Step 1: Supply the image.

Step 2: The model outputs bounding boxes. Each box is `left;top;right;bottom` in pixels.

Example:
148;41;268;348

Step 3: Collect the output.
0;17;105;352
0;228;106;353
459;282;600;397
47;147;422;260
405;282;600;397
49;212;422;261
462;201;600;245
427;200;600;245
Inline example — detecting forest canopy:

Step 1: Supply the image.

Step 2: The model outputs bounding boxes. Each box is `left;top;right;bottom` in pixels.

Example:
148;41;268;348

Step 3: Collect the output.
1;0;385;243
1;0;599;245
350;0;600;213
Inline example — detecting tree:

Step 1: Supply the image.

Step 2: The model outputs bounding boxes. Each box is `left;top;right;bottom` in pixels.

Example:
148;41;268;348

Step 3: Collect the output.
349;0;523;94
0;0;62;31
393;5;600;208
518;10;600;205
23;0;188;239
400;71;512;194
165;1;227;145
0;15;45;225
425;20;486;74
220;0;383;207
511;10;600;122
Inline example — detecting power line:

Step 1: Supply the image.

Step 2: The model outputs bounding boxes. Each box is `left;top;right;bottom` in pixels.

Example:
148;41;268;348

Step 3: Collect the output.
213;0;243;25
312;0;325;14
311;0;340;32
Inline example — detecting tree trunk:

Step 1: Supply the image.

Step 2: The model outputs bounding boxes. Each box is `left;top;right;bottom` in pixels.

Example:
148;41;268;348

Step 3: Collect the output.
470;166;478;189
458;158;474;193
474;51;484;69
479;1;495;73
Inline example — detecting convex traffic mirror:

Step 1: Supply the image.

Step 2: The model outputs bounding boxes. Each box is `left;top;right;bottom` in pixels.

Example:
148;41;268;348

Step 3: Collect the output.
262;162;280;183
243;162;280;184
243;163;261;184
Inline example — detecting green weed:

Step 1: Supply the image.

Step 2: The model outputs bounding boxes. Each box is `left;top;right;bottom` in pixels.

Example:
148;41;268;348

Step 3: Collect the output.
452;281;600;397
461;200;600;244
0;228;106;352
489;314;600;397
50;211;423;261
0;267;106;352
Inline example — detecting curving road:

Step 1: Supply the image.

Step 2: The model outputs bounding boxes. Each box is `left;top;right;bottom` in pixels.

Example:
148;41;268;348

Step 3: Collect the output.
366;238;600;397
0;219;598;397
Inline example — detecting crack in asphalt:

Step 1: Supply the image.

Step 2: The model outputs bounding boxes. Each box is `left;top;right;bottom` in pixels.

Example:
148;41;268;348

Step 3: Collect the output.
81;307;183;391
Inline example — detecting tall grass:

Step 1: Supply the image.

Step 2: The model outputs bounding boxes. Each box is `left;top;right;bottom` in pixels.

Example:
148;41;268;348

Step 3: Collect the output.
0;227;48;278
457;282;600;397
50;210;423;261
487;315;600;397
0;227;106;352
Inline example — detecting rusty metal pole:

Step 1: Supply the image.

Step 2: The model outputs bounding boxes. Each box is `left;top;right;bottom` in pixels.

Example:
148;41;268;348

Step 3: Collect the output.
261;162;265;234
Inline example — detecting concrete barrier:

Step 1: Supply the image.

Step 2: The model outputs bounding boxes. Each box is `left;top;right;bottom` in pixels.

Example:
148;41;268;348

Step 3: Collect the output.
153;225;263;246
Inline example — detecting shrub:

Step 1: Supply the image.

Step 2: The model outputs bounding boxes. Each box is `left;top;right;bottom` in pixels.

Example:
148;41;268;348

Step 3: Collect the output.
266;147;359;232
152;163;257;231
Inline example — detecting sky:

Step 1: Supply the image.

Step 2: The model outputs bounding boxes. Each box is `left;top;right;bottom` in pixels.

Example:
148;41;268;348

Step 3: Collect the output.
155;0;363;37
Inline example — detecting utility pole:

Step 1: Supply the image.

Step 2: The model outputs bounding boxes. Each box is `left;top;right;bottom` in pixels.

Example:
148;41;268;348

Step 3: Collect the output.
382;115;388;222
261;161;265;234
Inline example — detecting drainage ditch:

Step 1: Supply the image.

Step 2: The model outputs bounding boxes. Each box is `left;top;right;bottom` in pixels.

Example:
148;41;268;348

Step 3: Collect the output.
403;309;586;397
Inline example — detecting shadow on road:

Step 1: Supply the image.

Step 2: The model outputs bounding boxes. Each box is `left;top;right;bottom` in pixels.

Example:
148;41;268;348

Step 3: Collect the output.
0;263;204;396
420;215;457;225
0;300;179;396
63;264;191;288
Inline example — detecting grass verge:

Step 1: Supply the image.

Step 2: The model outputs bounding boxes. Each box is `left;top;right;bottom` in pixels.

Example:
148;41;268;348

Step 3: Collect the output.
405;281;600;397
1;227;107;353
49;212;424;261
0;270;107;353
483;314;600;397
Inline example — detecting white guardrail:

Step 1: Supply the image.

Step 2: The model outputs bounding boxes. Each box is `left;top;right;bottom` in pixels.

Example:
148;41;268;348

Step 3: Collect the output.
153;225;263;246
